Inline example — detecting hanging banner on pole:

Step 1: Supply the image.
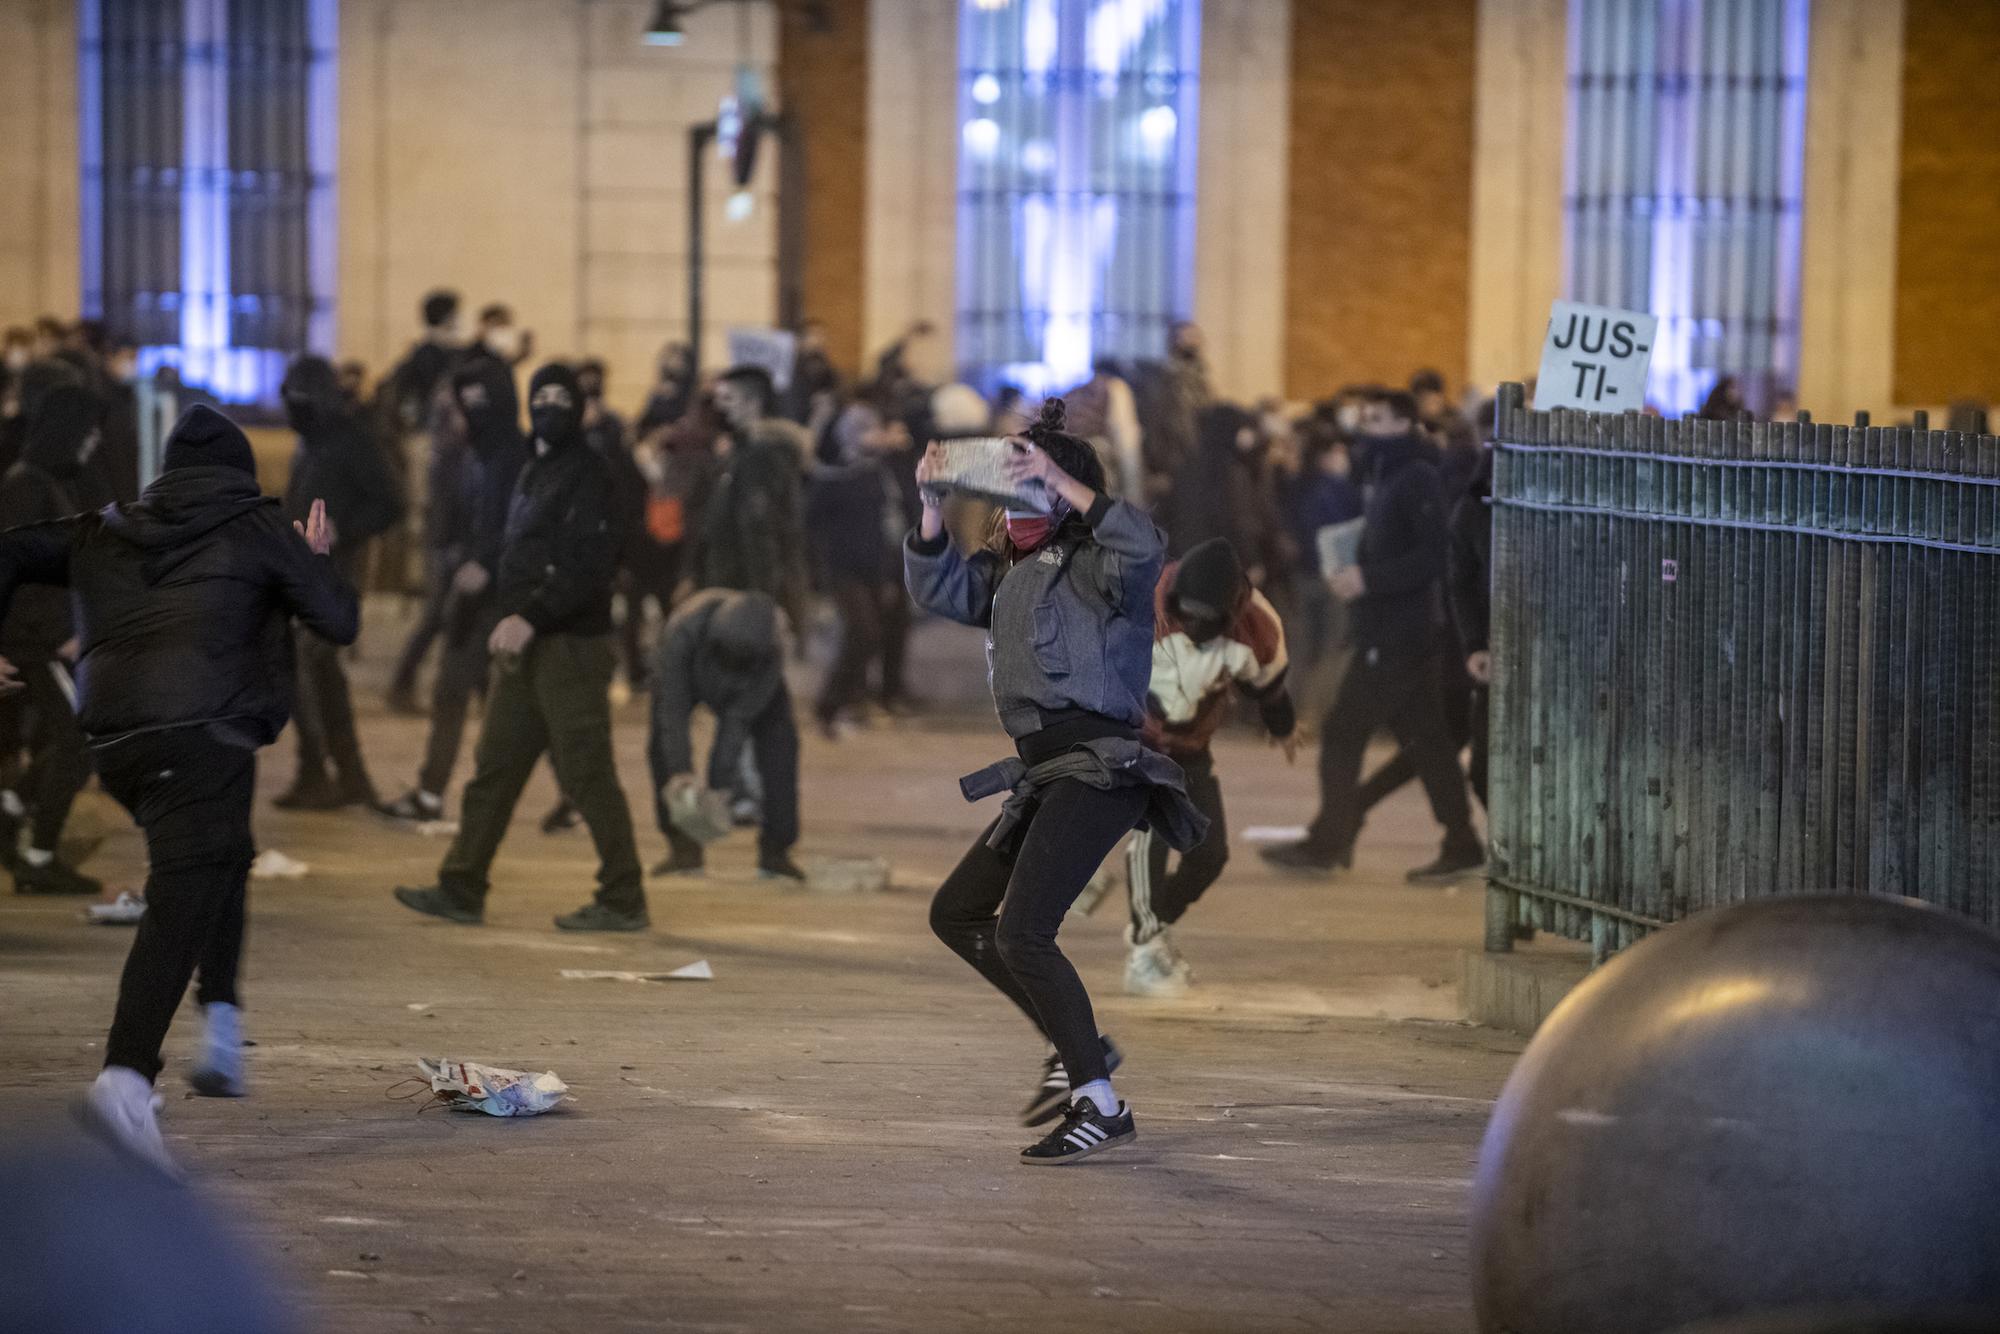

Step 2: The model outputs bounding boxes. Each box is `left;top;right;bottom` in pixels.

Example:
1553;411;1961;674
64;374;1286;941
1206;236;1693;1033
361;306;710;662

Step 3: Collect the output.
1533;300;1658;413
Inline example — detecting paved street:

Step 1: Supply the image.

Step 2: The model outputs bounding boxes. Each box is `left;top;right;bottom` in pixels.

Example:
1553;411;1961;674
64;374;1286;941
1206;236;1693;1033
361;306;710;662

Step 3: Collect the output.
1;617;1521;1333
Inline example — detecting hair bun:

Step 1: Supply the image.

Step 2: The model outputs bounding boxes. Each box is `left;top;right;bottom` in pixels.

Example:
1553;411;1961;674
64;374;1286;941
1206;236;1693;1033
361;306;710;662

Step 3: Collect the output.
1035;397;1068;433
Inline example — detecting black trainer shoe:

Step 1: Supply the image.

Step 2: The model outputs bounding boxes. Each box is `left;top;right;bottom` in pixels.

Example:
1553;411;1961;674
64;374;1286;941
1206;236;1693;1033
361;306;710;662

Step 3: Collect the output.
1406;842;1486;884
1021;1035;1124;1127
541;800;583;834
374;791;444;826
554;902;650;932
1020;1097;1137;1166
756;855;807;882
652;851;706;878
13;858;103;896
1259;840;1344;874
392;885;484;924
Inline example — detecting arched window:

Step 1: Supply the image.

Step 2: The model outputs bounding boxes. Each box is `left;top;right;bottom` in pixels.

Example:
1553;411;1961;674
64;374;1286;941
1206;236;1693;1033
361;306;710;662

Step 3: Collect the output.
955;0;1201;395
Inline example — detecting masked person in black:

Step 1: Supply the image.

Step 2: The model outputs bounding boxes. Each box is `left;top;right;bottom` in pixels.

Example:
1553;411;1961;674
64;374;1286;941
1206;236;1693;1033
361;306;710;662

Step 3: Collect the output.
1262;391;1482;881
374;357;528;826
0;384;108;893
393;363;650;933
0;405;358;1174
274;355;405;810
647;588;802;880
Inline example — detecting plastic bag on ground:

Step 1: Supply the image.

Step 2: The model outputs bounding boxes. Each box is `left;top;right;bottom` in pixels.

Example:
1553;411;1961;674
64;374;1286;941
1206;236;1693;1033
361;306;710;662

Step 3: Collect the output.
415;1059;569;1117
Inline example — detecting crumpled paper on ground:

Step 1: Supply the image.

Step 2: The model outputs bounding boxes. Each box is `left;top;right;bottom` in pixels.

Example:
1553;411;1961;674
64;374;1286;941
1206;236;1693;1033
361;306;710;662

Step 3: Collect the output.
415;1058;569;1117
559;960;712;982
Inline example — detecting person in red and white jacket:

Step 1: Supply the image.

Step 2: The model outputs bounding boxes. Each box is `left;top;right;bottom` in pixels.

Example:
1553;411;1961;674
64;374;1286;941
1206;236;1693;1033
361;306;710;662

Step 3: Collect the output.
1125;538;1296;996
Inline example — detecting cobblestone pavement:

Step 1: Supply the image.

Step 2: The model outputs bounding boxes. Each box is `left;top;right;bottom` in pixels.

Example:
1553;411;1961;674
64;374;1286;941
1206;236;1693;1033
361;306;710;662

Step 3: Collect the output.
1;621;1521;1333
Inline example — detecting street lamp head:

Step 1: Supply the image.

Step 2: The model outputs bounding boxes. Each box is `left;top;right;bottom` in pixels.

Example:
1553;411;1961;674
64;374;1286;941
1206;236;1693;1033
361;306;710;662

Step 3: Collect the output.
643;0;688;45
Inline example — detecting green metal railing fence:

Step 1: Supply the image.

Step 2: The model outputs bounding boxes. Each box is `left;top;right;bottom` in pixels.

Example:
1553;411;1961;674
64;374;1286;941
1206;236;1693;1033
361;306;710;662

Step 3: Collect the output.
1484;383;2000;959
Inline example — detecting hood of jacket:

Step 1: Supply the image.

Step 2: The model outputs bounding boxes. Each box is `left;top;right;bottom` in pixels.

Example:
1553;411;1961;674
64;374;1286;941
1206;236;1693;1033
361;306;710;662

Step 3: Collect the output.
102;466;275;584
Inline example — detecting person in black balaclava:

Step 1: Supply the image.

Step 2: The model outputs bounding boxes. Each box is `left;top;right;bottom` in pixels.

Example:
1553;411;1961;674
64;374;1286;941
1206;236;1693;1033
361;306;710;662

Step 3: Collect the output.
647;587;801;879
392;362;651;933
1262;390;1482;882
0;385;108;894
0;403;358;1174
374;356;528;825
274;355;405;810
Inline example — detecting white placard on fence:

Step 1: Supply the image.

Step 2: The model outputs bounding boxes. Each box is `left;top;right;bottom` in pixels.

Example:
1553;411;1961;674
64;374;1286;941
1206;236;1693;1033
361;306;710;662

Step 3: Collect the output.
726;327;798;392
1533;300;1658;413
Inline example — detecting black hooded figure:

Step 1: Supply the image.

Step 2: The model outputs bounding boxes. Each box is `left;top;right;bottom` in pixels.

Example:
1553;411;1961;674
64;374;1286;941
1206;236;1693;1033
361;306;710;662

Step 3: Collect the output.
645;587;800;878
0;403;358;1172
393;362;651;934
374;356;529;823
275;354;405;810
0;384;108;892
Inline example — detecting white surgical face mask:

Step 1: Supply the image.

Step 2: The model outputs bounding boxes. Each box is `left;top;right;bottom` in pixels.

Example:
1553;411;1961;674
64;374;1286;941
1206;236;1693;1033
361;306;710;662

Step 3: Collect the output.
485;325;523;360
3;348;27;373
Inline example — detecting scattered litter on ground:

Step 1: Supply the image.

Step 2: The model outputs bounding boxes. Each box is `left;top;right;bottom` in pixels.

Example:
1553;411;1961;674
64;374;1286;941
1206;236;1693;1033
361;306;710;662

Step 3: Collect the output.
559;960;712;983
409;1058;570;1117
416;820;459;838
251;849;310;880
85;891;147;925
406;1003;433;1012
1241;826;1308;843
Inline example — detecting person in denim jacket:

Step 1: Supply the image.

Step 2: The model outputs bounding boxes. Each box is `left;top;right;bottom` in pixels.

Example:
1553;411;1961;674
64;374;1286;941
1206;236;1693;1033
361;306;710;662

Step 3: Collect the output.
905;398;1199;1167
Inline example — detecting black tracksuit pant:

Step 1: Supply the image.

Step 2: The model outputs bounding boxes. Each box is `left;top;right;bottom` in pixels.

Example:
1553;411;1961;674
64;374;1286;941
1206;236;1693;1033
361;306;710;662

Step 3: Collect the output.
16;659;91;851
416;607;494;799
1350;648;1489;815
1306;644;1477;857
930;780;1147;1089
1125;748;1226;943
97;728;257;1082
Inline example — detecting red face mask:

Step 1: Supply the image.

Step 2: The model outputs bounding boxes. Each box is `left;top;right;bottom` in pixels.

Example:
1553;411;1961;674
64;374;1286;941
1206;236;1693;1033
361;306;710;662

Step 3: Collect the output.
1004;513;1055;552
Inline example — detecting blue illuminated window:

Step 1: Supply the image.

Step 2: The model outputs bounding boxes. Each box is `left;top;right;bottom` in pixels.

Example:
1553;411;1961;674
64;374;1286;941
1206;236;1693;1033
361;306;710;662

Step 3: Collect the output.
956;0;1202;394
1562;0;1809;415
80;0;337;407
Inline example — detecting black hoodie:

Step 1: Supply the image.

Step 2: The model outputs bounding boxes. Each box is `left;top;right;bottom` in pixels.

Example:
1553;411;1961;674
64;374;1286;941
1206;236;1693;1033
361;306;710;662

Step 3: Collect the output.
282;355;405;567
1350;431;1449;657
0;409;358;746
495;363;618;636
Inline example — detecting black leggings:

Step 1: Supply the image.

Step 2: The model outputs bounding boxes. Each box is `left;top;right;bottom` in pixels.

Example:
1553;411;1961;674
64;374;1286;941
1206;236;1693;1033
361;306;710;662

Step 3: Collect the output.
930;779;1147;1087
95;729;258;1082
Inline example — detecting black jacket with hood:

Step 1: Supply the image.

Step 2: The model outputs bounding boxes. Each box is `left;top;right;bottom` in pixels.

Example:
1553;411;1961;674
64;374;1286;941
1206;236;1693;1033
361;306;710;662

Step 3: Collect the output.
0;384;106;661
0;406;358;746
1447;447;1493;657
495;364;619;637
1350;431;1450;658
282;355;406;568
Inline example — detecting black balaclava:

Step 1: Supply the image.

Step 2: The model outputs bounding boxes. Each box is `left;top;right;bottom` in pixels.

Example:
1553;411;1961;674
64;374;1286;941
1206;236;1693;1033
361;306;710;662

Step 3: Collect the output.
453;355;521;455
527;363;585;452
162;405;259;480
24;383;102;480
1170;538;1245;645
281;355;345;438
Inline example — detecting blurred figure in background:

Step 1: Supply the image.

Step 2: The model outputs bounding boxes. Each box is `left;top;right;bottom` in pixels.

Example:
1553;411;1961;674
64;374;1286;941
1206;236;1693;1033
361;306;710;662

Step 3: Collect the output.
1281;412;1363;722
808;397;914;736
782;318;842;426
476;302;533;368
1698;375;1751;422
374;357;527;827
693;367;810;641
275;355;405;811
577;358;654;689
636;341;697;443
384;289;463;436
1062;360;1146;504
0;384;108;895
1166;403;1284;584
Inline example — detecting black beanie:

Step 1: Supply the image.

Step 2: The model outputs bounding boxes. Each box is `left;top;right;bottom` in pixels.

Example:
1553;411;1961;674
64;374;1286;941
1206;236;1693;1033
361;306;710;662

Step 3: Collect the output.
1171;538;1245;621
162;405;259;480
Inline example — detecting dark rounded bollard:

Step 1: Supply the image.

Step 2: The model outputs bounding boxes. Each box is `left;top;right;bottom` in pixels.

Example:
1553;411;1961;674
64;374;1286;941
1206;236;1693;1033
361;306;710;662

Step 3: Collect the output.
1469;895;2000;1334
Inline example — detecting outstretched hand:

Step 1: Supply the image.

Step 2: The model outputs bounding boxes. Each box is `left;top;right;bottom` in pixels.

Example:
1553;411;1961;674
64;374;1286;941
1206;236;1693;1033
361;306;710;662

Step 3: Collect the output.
293;499;335;556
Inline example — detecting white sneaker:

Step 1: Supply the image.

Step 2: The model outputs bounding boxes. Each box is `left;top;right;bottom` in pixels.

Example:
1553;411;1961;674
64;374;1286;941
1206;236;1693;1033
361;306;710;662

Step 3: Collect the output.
1124;932;1192;998
190;1001;246;1097
81;1066;178;1178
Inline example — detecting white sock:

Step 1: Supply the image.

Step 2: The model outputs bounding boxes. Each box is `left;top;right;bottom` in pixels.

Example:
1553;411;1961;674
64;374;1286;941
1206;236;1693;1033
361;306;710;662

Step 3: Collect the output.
21;847;52;868
1073;1079;1118;1116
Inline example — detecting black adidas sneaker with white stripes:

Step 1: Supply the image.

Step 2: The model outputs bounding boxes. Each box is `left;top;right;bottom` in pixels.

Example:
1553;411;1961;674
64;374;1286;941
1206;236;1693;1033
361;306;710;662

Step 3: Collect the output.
1020;1098;1137;1166
1021;1035;1125;1127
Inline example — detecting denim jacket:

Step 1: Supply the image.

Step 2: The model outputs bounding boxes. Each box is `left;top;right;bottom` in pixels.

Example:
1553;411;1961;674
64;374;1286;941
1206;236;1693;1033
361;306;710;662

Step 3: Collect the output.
904;496;1166;738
